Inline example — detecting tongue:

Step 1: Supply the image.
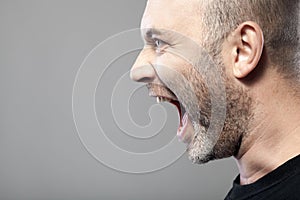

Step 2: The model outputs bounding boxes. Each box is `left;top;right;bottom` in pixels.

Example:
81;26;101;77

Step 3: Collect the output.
169;100;191;142
170;100;183;127
177;113;188;140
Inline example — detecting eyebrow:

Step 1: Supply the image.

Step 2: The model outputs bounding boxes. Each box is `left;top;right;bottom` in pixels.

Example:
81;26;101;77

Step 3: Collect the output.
142;28;165;40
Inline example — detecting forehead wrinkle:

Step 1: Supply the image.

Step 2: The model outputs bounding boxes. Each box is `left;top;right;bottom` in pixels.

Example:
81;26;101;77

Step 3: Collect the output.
142;0;205;45
143;0;193;28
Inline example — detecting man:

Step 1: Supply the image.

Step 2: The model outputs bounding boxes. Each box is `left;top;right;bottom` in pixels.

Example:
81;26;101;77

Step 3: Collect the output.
131;0;300;199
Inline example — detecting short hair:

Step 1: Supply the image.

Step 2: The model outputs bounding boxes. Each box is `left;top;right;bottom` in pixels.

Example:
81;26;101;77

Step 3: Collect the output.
201;0;300;80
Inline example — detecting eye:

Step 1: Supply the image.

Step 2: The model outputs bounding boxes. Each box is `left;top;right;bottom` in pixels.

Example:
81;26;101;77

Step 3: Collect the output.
154;39;167;53
155;39;161;47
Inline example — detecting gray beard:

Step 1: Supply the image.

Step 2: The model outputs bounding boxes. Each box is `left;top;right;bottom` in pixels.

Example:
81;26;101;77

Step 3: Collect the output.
187;122;215;164
187;79;253;164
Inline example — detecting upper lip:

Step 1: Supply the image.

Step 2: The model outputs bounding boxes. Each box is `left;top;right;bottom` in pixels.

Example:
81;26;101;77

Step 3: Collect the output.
147;83;178;101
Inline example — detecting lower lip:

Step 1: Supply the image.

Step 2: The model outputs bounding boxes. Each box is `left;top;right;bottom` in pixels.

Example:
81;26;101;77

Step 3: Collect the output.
177;113;192;143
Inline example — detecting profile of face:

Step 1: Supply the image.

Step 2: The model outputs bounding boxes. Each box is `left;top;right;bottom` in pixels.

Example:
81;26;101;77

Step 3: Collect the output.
131;0;253;164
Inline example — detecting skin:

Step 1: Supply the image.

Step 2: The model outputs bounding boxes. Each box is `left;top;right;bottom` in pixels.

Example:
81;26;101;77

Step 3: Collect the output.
130;0;300;185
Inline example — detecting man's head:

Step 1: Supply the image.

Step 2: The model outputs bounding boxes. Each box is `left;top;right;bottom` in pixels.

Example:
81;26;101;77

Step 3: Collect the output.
130;0;300;164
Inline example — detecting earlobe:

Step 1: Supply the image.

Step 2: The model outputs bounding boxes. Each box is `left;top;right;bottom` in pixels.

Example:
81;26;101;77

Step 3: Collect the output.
233;21;264;79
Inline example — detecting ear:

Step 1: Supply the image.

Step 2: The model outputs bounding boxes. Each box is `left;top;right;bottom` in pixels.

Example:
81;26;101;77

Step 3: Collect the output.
231;21;264;78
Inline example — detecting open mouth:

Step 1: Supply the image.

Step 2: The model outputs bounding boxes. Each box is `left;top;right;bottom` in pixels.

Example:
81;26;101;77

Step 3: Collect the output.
155;96;192;143
147;82;194;143
156;96;185;126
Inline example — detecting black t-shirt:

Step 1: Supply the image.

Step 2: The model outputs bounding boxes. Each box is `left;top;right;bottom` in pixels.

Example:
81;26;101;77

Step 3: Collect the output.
225;154;300;200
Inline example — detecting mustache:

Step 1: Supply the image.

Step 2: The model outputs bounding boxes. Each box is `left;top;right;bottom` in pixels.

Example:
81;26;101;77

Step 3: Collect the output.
146;83;177;100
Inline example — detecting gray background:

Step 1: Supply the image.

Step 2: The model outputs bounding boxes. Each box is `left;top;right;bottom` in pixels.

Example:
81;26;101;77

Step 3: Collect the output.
0;0;238;199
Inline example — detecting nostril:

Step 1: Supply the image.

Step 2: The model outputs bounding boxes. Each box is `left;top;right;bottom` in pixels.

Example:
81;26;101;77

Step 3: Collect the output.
130;65;156;83
136;77;153;83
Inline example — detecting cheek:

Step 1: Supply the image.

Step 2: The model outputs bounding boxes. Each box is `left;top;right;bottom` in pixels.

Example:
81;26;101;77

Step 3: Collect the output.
154;51;208;104
154;52;191;80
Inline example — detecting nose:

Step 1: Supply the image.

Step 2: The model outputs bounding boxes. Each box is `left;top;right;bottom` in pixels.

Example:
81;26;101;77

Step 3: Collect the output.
130;49;156;83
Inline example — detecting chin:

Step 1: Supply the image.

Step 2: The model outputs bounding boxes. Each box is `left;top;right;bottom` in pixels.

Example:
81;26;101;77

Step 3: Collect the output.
185;123;215;164
186;121;237;164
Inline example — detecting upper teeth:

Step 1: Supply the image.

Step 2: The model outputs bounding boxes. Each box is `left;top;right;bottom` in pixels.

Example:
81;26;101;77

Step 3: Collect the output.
157;97;169;103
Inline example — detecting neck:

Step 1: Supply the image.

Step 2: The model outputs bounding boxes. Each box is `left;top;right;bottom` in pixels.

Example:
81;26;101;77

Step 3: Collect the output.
235;76;300;185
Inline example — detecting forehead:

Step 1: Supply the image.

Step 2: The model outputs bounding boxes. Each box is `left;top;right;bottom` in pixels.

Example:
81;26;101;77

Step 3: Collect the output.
141;0;203;36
